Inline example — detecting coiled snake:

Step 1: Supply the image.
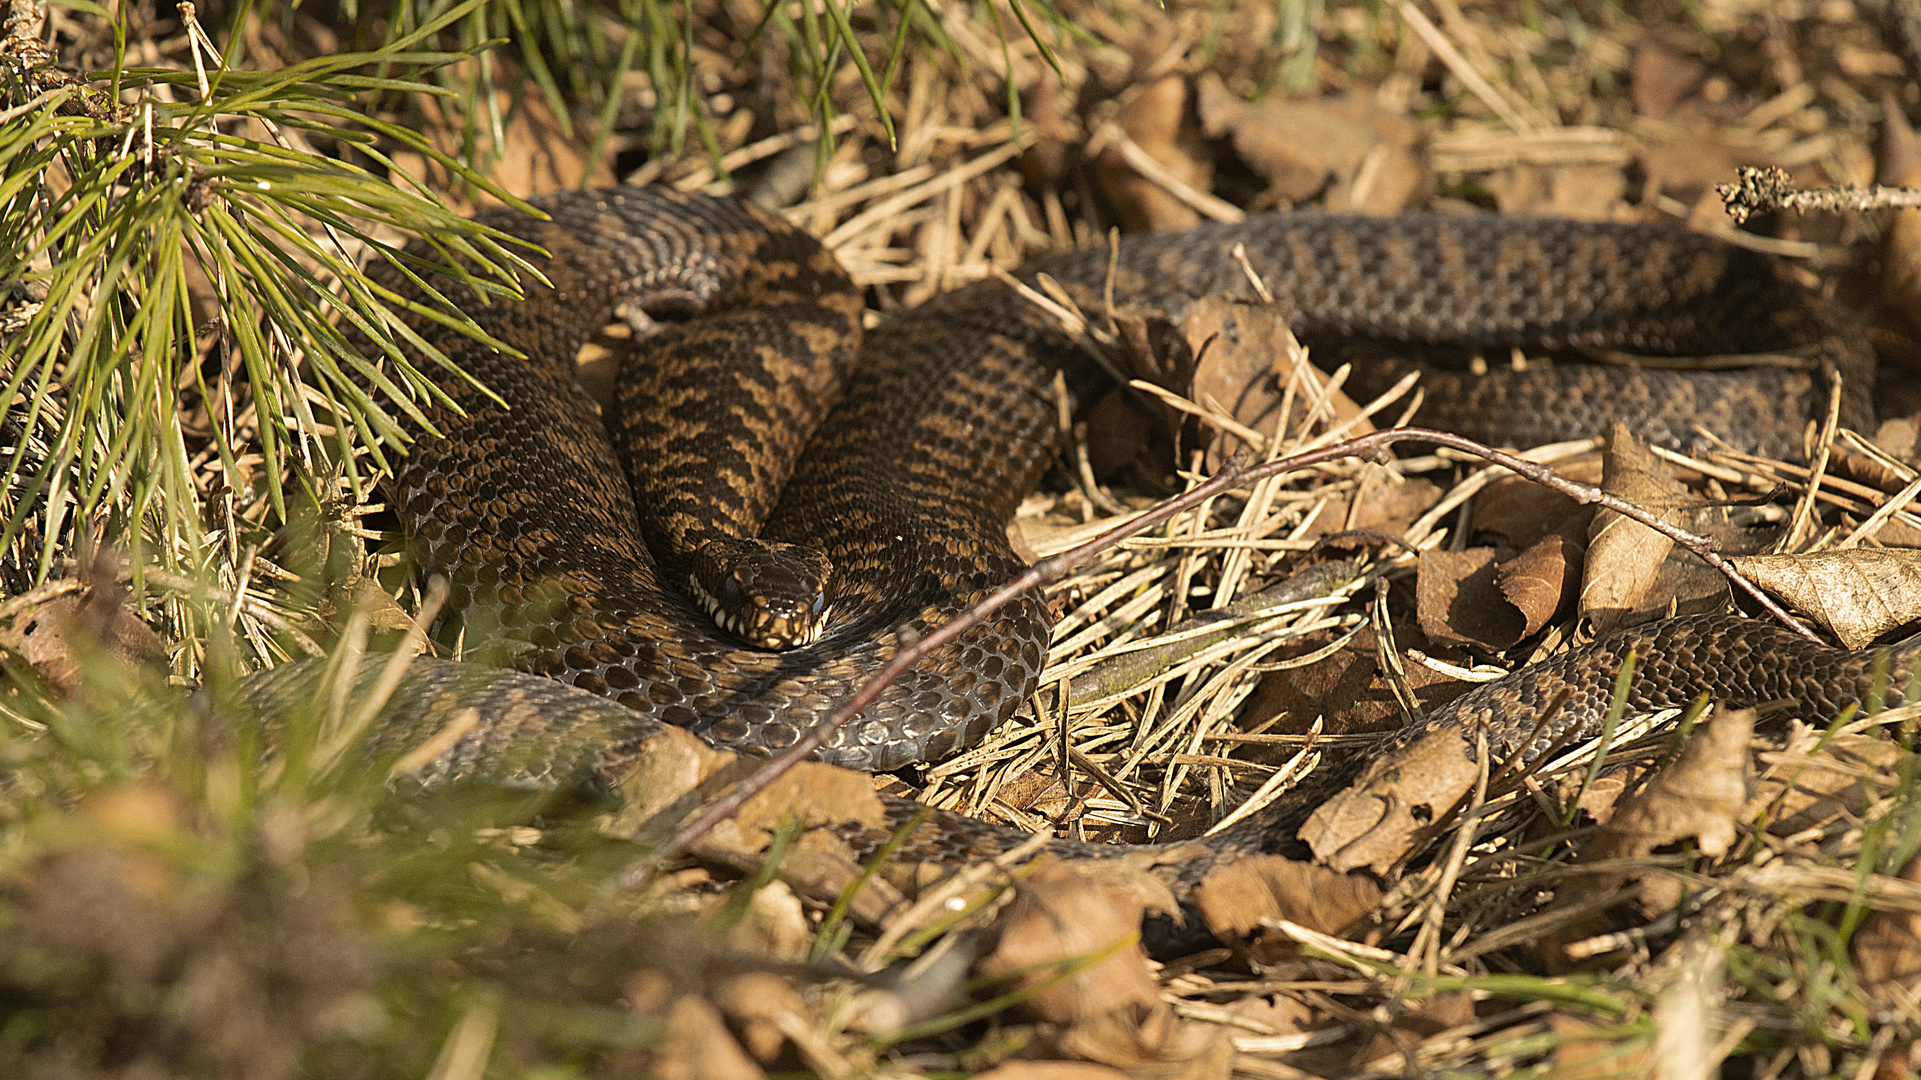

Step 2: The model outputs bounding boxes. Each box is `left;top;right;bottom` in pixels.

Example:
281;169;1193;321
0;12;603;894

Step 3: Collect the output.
338;186;1912;880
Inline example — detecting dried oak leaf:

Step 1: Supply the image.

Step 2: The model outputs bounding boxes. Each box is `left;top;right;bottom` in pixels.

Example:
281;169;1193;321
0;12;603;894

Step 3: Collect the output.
1587;705;1752;865
976;859;1166;1028
1538;707;1754;968
1184;298;1367;469
0;587;167;695
1751;728;1908;838
1497;534;1580;638
1417;547;1526;650
1194;76;1421;213
1582;424;1691;632
1190;855;1382;962
1352;993;1477;1071
975;861;1228;1075
1093;73;1210;233
1728;548;1921;649
1298;726;1480;874
1882;92;1921;337
651;994;765;1080
1854;852;1921;1003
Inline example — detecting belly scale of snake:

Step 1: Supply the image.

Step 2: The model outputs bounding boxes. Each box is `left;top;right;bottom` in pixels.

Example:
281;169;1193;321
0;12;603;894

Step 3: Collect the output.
373;185;1901;809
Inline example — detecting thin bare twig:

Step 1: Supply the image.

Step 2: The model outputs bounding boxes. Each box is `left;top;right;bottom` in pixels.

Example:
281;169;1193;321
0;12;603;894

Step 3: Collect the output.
1716;164;1921;224
658;426;1819;859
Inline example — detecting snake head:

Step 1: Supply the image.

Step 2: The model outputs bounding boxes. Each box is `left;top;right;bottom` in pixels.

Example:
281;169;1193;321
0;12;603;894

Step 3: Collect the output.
688;538;835;650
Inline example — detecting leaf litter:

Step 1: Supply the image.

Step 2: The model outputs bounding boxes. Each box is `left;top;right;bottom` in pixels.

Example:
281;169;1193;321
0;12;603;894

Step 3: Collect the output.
15;0;1921;1075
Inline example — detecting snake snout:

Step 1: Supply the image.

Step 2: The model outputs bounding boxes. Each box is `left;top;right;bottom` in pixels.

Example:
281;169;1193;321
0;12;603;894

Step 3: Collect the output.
688;538;834;650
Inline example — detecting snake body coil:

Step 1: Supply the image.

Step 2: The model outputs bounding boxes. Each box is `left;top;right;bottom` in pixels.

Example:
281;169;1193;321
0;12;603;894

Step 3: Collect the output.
382;187;1879;776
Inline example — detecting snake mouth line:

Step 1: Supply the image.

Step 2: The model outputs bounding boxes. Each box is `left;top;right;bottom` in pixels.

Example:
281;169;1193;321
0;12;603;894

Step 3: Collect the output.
687;574;831;650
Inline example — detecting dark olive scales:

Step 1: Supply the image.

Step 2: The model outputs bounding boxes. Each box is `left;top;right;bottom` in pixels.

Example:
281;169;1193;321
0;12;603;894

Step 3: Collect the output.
378;187;1877;775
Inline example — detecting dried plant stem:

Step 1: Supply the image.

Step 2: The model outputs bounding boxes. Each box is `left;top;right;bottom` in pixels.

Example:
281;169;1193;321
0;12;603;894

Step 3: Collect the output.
660;426;1818;858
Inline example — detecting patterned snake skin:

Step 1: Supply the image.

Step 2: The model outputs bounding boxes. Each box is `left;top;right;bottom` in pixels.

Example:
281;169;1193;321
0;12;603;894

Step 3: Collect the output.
378;187;1883;778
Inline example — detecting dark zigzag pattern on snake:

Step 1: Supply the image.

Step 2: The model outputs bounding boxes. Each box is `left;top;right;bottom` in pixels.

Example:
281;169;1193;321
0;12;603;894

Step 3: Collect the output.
343;186;1910;880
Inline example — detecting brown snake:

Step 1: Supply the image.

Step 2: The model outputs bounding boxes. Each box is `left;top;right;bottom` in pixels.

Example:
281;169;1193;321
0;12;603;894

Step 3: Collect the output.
304;186;1917;911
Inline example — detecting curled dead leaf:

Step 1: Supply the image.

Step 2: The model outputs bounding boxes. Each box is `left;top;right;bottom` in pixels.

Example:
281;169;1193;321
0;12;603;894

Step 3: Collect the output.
1582;425;1687;632
1190;855;1382;962
1728;549;1921;649
1540;707;1754;968
1194;76;1421;213
1854;853;1921;1003
1181;298;1366;469
974;859;1167;1029
1497;534;1579;638
1417;547;1525;650
1298;726;1480;874
0;587;167;696
1589;706;1753;865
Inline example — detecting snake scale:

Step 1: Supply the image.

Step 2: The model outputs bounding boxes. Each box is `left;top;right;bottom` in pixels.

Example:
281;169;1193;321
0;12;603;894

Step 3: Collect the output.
338;186;1913;888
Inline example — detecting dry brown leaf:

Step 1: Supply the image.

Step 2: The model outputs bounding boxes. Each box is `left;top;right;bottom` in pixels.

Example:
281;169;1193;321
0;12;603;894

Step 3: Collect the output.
1752;730;1908;837
599;723;919;927
1855;853;1921;1003
1540;707;1755;968
1589;706;1753;865
1582;424;1690;632
1484;162;1628;220
1882;92;1921;337
0;588;167;696
1631;43;1707;121
1497;534;1580;638
973;861;1229;1076
1182;298;1366;468
975;859;1168;1029
1352;993;1476;1070
1470;468;1596;552
1417;547;1525;650
1728;549;1921;649
1194;76;1421;214
1336;473;1444;538
1190;855;1382;961
1298;726;1480;873
1094;74;1210;232
712;973;805;1063
652;994;765;1080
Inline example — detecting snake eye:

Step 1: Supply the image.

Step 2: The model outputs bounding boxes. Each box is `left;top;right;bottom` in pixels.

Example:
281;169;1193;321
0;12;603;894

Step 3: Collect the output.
811;594;828;617
720;577;741;603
